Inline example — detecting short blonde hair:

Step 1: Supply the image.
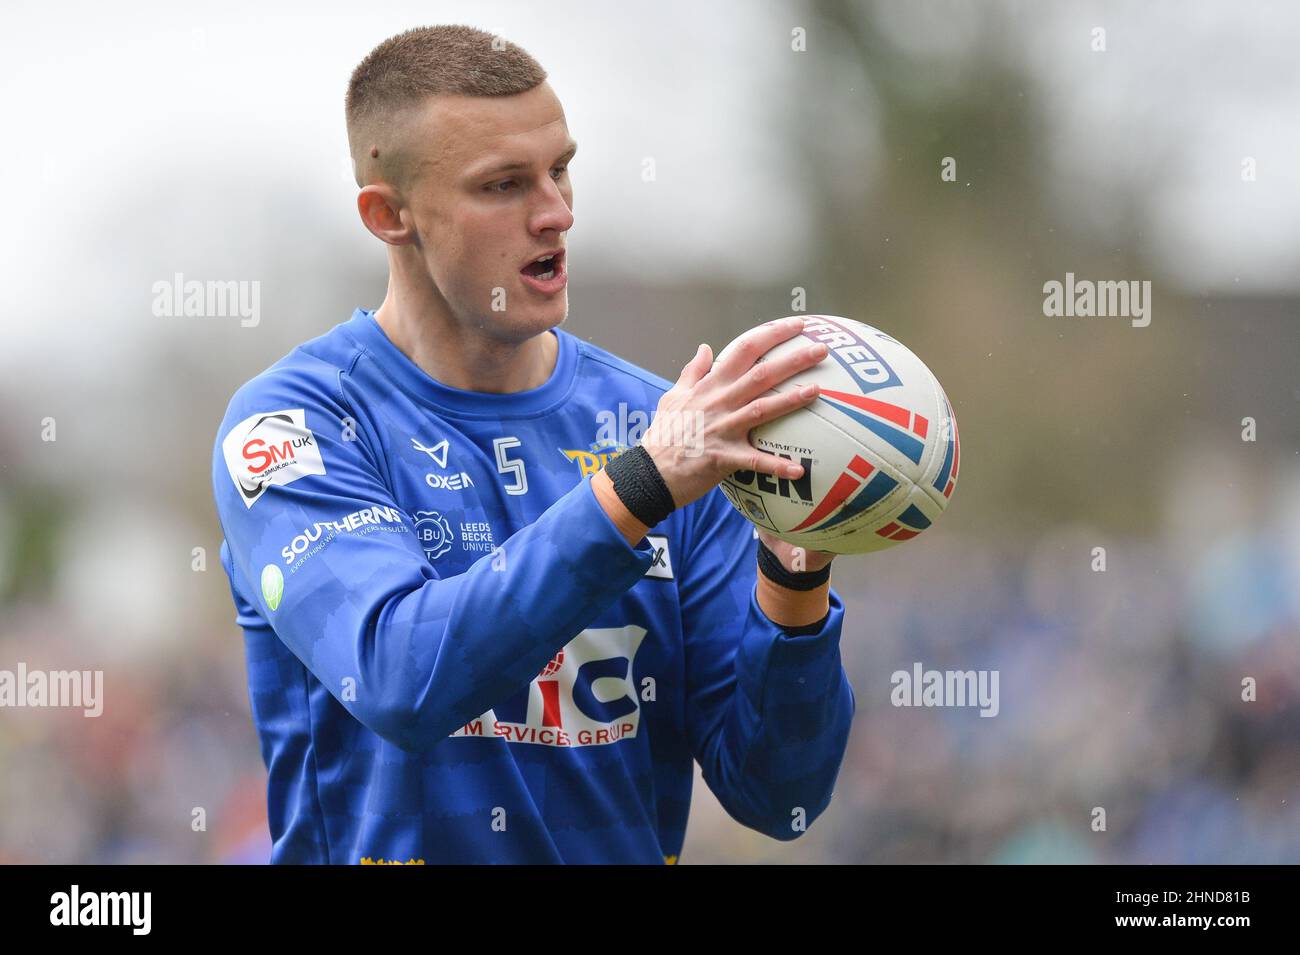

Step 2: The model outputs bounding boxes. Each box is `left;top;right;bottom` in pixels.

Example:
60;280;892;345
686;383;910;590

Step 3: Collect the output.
345;25;547;188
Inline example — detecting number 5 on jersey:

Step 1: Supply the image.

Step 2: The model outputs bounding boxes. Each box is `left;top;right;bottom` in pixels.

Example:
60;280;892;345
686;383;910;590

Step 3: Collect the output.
494;436;528;496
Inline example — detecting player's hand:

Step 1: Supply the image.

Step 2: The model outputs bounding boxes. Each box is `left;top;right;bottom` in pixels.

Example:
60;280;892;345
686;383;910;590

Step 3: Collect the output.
755;528;835;574
641;316;828;510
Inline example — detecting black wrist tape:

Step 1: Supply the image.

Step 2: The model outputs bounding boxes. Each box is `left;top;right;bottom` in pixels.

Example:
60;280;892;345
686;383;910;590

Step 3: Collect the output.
604;445;677;528
780;611;830;637
756;538;832;590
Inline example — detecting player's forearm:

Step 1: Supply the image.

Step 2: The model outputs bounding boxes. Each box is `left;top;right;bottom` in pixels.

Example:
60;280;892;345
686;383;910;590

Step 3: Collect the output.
591;467;652;546
755;575;830;630
706;589;854;839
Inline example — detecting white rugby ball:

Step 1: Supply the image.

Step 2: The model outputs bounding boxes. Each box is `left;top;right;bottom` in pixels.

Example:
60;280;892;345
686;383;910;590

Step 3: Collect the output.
718;315;961;555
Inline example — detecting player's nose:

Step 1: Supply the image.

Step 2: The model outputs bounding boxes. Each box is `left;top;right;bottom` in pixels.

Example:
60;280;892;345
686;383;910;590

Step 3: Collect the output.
530;177;574;235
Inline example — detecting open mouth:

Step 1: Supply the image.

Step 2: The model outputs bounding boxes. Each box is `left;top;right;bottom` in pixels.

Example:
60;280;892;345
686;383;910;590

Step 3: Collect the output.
521;249;565;282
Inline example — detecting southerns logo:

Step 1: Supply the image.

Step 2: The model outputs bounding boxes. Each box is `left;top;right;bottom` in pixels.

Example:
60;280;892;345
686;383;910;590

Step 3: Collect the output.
800;316;901;395
222;409;326;509
413;510;496;562
411;437;475;491
280;504;407;569
451;625;648;748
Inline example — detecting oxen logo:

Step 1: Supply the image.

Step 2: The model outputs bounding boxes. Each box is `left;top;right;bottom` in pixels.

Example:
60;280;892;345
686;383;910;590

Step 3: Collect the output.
412;437;475;492
411;437;449;467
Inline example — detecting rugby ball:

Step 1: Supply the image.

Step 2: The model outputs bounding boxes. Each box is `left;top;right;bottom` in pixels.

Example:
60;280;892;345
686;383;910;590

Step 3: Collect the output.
718;315;960;555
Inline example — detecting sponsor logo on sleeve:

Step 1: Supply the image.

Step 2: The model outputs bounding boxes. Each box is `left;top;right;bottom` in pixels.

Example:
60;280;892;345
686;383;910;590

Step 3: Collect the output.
222;409;326;508
644;535;673;580
451;625;648;748
280;504;408;572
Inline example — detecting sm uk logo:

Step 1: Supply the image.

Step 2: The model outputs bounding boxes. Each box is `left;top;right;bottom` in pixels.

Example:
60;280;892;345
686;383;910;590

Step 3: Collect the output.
450;625;648;747
222;409;326;509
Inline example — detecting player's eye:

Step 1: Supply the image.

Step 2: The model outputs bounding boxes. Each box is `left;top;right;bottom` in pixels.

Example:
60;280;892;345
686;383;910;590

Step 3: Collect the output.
487;179;517;194
550;165;568;180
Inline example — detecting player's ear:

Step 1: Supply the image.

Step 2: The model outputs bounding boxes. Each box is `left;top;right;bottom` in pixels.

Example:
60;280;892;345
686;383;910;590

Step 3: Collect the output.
357;184;417;246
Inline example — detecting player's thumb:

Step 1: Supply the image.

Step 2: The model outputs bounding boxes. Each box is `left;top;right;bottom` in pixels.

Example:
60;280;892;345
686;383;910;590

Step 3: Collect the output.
679;342;712;388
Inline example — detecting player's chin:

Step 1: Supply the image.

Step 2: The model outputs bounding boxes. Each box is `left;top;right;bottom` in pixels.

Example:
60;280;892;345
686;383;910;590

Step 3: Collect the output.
517;282;568;325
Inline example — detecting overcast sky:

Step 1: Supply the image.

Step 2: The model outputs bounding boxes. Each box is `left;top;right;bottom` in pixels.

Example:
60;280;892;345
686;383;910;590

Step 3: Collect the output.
1;0;1297;374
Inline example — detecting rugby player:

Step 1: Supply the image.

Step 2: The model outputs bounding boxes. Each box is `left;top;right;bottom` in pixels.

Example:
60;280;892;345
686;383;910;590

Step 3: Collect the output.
212;24;856;864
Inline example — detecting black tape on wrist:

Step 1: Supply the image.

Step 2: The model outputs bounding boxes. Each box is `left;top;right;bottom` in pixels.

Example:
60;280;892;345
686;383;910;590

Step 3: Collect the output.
604;445;677;528
756;538;832;590
780;610;830;637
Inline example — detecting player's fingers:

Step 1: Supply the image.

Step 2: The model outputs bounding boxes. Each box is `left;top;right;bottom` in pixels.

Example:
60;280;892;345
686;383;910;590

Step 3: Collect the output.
720;381;820;434
723;445;807;480
721;340;828;408
710;316;806;383
677;342;713;390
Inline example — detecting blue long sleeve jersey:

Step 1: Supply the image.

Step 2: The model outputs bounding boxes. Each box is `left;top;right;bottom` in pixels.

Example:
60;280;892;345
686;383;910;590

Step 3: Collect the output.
211;308;856;864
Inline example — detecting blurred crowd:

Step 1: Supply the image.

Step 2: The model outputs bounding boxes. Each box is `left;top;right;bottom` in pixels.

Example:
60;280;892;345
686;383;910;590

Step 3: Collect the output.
2;0;1297;863
1;439;1295;864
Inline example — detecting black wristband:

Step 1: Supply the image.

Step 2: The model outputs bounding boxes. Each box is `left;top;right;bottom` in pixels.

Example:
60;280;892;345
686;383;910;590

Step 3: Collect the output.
756;538;832;590
780;610;831;637
604;445;677;528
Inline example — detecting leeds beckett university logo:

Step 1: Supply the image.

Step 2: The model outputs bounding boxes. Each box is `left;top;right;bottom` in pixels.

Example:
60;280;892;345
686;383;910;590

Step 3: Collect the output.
452;626;648;747
412;511;454;561
222;409;326;509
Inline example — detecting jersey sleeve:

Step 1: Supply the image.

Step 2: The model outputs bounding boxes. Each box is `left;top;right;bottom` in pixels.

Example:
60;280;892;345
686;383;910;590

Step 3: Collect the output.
211;369;658;754
679;485;856;841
